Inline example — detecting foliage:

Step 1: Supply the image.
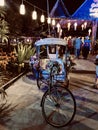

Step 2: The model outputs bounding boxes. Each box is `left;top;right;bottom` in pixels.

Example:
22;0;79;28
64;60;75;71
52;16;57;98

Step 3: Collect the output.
15;43;35;64
0;7;6;18
0;19;9;42
0;7;9;43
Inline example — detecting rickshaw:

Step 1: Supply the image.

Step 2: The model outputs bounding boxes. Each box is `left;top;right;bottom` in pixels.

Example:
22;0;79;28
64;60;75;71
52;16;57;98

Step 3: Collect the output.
31;38;76;127
33;37;71;89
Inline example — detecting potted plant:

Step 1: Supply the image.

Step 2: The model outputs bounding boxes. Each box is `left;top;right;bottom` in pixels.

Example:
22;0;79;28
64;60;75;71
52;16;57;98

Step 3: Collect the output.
15;43;35;73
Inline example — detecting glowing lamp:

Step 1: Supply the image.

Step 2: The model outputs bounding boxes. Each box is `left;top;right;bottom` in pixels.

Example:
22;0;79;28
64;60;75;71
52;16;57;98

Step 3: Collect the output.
32;10;37;20
74;22;77;30
20;3;26;15
0;0;4;6
67;22;71;31
40;14;45;23
81;24;84;30
60;29;62;36
52;19;56;26
47;17;51;24
56;23;61;33
84;22;87;29
88;29;92;36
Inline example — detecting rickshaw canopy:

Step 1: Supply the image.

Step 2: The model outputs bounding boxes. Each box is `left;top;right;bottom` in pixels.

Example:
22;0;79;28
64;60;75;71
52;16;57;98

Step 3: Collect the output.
35;38;67;46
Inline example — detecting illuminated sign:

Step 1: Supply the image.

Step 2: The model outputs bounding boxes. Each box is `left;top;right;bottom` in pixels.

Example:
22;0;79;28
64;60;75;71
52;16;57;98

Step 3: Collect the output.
89;0;98;18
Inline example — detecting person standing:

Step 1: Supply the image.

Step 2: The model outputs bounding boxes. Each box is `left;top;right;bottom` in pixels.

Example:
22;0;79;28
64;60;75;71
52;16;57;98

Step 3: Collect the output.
94;55;98;89
82;36;91;59
74;36;82;59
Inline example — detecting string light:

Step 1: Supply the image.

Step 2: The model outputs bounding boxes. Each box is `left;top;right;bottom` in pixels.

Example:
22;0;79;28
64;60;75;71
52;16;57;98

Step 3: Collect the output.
20;0;26;15
59;29;62;37
32;8;37;20
40;13;45;23
88;29;92;36
0;0;4;6
67;22;71;31
52;19;56;26
47;17;51;24
84;22;87;29
19;0;46;22
81;24;84;30
56;23;61;33
74;22;77;30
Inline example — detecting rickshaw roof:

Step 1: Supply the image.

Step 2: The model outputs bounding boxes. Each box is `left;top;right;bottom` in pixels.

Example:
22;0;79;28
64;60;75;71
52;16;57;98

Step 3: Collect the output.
35;38;67;46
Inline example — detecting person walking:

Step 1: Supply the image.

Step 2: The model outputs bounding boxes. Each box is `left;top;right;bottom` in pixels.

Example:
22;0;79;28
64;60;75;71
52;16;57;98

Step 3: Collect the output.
82;36;91;59
74;36;82;59
94;55;98;89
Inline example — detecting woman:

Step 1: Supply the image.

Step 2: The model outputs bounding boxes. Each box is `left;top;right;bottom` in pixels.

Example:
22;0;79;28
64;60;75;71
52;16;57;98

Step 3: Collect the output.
82;36;91;59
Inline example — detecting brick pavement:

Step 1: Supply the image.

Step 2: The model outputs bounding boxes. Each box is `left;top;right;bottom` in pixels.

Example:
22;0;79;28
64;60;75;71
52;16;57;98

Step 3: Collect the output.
0;56;98;130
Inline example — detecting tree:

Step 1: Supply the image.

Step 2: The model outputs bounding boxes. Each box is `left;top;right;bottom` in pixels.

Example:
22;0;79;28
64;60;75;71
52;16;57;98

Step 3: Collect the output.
0;7;9;43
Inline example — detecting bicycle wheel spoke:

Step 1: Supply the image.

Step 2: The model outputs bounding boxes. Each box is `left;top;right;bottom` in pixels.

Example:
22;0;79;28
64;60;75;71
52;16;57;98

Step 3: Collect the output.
41;86;76;127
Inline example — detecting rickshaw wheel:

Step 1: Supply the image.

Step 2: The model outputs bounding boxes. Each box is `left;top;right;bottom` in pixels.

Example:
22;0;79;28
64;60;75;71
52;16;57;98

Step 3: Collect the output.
37;71;49;89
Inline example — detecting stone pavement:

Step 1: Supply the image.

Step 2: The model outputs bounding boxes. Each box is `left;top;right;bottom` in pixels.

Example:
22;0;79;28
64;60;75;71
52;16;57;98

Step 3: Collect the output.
0;55;98;130
71;54;96;72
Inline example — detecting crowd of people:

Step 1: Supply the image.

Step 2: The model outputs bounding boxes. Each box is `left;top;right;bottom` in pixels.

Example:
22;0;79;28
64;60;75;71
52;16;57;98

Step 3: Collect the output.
64;35;98;89
64;35;91;59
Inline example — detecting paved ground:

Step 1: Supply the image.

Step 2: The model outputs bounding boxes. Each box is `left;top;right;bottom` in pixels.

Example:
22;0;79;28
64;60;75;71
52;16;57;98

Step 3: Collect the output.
0;55;98;130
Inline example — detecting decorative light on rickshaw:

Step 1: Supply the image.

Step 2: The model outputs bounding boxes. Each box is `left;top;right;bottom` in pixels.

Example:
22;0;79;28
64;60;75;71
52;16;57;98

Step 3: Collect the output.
74;22;77;30
40;14;45;23
67;22;71;31
47;17;51;24
56;23;61;33
88;29;92;36
84;22;87;29
20;0;26;15
32;9;37;20
81;24;84;30
0;0;4;6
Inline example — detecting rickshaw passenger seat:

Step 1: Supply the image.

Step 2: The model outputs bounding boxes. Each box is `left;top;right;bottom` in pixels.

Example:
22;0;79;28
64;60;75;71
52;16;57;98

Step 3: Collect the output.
40;59;50;70
48;54;56;59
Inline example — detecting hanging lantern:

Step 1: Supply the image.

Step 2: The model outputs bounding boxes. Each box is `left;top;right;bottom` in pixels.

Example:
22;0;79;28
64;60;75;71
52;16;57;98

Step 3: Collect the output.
47;17;51;24
60;29;62;36
52;19;56;26
88;29;92;36
67;22;71;31
40;14;45;23
32;10;37;20
84;22;87;29
81;24;84;30
0;0;4;6
74;22;77;30
20;3;26;15
56;23;61;33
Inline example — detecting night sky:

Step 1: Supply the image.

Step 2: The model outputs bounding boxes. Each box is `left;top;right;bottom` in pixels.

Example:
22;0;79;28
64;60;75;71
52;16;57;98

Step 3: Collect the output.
5;0;86;36
25;0;85;15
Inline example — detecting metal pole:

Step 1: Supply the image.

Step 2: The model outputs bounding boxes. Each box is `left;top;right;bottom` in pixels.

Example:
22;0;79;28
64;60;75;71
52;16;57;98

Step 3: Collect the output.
91;20;97;53
47;0;50;35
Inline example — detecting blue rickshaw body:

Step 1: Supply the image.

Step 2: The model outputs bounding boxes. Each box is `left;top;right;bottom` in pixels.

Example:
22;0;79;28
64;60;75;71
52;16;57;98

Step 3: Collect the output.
32;38;69;82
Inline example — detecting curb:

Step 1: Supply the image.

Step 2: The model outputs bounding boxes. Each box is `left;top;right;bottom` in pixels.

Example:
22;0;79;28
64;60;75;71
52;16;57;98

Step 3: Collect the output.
1;71;27;91
71;70;95;74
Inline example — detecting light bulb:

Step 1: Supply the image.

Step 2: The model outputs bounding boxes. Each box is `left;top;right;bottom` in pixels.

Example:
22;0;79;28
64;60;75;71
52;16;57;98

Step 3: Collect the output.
20;4;26;15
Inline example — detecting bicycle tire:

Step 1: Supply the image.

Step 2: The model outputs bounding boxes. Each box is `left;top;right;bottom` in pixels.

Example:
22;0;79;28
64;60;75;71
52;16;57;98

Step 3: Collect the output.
41;85;76;128
37;77;48;89
37;71;49;89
